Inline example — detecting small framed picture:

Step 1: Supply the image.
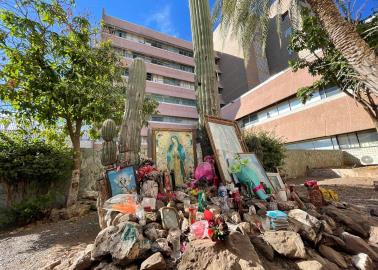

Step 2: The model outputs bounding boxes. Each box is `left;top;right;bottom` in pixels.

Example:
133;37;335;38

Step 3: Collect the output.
106;166;137;196
266;172;285;191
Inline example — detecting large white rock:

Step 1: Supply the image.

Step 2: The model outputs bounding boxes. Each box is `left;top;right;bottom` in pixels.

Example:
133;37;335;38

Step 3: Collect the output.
288;209;320;229
369;226;378;244
178;232;264;270
352;253;374;270
140;252;166;270
91;222;150;265
263;231;306;259
296;260;323;270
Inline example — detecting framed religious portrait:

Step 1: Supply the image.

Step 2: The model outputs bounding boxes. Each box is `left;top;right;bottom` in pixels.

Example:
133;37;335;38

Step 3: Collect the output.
152;128;197;186
205;116;248;183
236;153;275;192
266;172;285;191
106;166;137;196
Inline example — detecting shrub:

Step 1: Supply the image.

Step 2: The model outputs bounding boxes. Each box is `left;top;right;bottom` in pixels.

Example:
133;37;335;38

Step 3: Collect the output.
244;130;286;172
0;131;73;187
0;130;73;228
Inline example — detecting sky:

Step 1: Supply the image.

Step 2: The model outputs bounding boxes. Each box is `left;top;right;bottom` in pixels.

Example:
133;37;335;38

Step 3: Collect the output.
74;0;377;42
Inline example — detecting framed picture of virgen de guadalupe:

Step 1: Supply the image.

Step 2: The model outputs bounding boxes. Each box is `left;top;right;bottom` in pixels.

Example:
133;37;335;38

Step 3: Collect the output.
152;128;197;187
205;116;248;183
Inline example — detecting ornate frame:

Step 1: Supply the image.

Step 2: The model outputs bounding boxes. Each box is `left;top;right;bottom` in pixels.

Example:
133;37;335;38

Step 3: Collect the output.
205;116;248;183
151;127;197;177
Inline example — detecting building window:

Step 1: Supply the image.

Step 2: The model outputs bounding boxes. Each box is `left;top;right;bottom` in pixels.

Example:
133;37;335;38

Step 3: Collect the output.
357;130;378;147
150;94;196;107
337;133;359;149
146;73;152;81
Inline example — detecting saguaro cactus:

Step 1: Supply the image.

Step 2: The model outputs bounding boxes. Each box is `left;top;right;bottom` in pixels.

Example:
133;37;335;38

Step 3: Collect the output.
118;58;146;166
189;0;220;128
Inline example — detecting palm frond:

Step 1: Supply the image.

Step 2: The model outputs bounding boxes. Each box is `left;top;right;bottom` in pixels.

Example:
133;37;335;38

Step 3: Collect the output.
212;0;303;62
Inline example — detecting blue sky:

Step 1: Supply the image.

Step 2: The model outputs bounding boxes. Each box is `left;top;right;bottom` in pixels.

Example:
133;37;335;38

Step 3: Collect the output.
74;0;377;42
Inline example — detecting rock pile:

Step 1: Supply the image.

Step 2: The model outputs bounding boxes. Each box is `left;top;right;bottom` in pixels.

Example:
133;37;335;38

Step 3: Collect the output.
52;193;378;270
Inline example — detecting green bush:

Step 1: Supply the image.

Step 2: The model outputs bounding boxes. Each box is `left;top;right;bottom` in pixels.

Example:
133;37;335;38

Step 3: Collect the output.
0;130;73;228
0;194;54;229
0;131;73;186
244;131;286;172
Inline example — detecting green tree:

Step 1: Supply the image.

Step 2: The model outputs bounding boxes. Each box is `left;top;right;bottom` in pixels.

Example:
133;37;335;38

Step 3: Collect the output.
212;0;378;94
0;0;126;206
289;9;378;131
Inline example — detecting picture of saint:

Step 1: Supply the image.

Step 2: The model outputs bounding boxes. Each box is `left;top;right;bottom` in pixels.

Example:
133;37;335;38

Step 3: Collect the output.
167;136;186;186
153;129;197;186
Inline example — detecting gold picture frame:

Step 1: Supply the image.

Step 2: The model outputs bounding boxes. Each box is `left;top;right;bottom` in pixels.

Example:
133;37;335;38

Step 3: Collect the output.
151;128;197;186
205;116;248;183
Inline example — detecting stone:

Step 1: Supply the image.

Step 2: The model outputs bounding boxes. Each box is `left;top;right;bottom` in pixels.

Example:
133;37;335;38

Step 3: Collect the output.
237;222;251;235
144;226;159;241
296;260;323;270
288;217;317;243
181;217;190;232
369;226;378;244
319;245;348;268
92;261;123;270
250;236;275;261
69;244;94;270
92;222;150;265
307;249;341;270
263;231;306;259
277;201;298;211
151;238;172;256
352;253;374;270
341;232;378;261
145;212;159;223
288;209;321;229
321;233;345;248
323;205;370;238
111;213;137;226
156;229;168;239
178;232;264;270
229;211;242;224
140;252;166;270
42;259;61;270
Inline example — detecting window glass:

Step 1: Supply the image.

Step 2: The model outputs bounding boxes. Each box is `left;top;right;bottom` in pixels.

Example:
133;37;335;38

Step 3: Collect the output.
289;98;303;110
313;138;334;150
337;133;359;149
331;137;339;149
357;130;378;147
325;86;341;97
257;110;268;121
306;90;321;104
277;101;290;114
267;107;278;118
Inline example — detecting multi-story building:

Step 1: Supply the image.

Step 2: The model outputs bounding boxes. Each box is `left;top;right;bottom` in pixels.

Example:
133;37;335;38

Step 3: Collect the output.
215;3;378;165
101;11;223;155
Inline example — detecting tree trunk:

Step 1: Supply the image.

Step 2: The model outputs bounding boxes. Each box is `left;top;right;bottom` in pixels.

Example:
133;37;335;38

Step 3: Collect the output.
66;120;82;207
307;0;378;94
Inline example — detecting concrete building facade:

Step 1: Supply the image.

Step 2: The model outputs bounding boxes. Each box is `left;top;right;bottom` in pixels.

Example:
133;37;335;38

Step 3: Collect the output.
102;12;223;155
215;4;378;165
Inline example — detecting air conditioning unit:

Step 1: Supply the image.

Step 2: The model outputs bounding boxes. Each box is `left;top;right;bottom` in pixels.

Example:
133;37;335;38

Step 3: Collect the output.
360;155;376;165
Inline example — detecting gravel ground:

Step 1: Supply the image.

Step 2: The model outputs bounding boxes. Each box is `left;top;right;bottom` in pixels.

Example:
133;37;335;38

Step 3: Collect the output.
287;177;378;212
0;211;100;270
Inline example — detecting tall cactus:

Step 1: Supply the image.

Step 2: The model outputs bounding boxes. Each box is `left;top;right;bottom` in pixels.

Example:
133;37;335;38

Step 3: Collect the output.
118;58;146;166
189;0;220;128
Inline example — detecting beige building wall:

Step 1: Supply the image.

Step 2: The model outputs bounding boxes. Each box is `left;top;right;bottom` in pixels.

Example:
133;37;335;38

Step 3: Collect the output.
213;25;270;104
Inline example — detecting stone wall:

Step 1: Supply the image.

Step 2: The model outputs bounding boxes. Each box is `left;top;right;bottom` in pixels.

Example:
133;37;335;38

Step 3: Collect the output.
281;149;344;179
79;148;103;198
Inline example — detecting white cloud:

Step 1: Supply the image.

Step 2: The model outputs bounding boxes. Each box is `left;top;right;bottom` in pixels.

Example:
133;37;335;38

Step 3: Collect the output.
145;5;179;37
